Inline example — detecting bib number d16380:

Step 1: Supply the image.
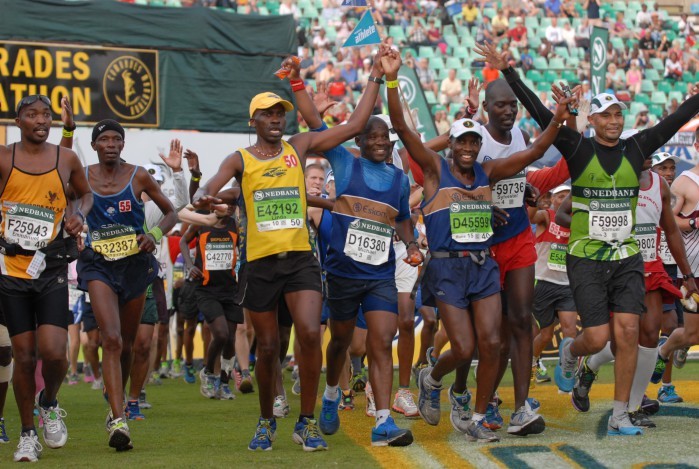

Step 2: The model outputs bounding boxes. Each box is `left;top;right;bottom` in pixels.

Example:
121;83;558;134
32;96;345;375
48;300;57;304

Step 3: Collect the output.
344;218;392;266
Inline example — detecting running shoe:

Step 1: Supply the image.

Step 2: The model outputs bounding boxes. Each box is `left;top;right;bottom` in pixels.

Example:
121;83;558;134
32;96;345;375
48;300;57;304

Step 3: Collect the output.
68;373;79;385
657;384;684;403
527;397;541;413
536;360;552;383
200;370;218;399
91;377;103;391
339;390;355;411
572;356;597;413
651;337;669;384
629;410;656;428
158;363;170;379
35;391;68;449
107;417;133;451
150;371;162;386
83;364;94;383
13;430;42;462
392;388;419;418
184;364;196;384
674;347;689;369
641;395;660;415
484;401;504;431
139;390;152;409
291;367;299;382
448;384;472;433
607;414;643;436
351;370;367;393
425;346;438;366
239;370;254;394
169;359;183;378
219;383;236;400
292;417;328;451
319;393;341;435
412;363;427;387
508;402;546;436
273;395;290;418
248;418;275;451
125;400;145;421
371;416;413;447
465;418;500;443
554;337;576;393
0;418;8;443
292;376;302;396
417;366;442;425
365;381;376;417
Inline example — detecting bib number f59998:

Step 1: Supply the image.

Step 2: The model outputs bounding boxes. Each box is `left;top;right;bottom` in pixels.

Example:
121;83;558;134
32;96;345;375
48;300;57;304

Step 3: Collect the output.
588;199;632;242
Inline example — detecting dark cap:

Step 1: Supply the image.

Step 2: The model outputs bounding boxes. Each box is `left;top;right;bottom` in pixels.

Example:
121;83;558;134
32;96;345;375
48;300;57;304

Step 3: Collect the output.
92;119;125;142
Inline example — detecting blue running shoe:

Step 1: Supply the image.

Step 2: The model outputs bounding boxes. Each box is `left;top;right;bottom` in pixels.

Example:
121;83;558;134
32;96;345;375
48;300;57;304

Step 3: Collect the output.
484;402;504;431
607;415;643;436
292;417;328;451
371;416;414;447
417;367;442;425
125;400;145;421
651;337;669;384
526;397;541;413
319;394;341;435
555;337;576;393
184;364;196;384
248;418;275;451
0;417;9;443
425;346;438;367
658;384;684;403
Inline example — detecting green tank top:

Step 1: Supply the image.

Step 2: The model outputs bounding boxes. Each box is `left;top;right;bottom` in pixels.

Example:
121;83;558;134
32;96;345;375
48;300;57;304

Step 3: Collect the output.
569;151;639;261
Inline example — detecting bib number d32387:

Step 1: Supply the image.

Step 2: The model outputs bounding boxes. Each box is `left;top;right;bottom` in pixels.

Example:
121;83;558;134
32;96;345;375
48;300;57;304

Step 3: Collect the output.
91;225;139;261
588;199;632;242
344;218;392;266
253;187;303;232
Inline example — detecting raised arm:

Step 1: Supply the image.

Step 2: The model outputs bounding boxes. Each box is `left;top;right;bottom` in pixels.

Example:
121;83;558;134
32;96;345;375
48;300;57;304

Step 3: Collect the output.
137;168;177;253
159;139;189;211
179;225;203;280
281;57;333;130
59;96;75;150
65;150;93;238
192;152;241;207
555;193;572;228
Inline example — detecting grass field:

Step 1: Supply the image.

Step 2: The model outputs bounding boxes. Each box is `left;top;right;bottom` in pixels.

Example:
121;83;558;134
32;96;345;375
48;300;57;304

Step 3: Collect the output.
1;362;698;468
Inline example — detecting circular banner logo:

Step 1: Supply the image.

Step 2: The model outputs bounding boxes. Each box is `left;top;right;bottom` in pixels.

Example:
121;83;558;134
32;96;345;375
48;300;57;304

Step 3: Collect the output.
592;36;607;72
103;56;155;120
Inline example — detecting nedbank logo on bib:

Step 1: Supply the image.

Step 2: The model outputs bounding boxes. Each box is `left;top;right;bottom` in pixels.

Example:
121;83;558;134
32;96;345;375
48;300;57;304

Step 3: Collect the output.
104;55;155;120
350;218;392;236
579;187;636;199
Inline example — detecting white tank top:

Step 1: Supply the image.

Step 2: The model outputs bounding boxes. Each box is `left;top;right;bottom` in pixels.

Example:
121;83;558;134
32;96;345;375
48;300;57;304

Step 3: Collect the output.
477;126;528;208
678;170;699;275
636;171;662;263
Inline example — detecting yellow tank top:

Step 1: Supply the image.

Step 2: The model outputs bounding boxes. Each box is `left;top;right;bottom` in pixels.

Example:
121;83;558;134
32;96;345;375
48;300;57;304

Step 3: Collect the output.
239;140;310;262
0;144;67;278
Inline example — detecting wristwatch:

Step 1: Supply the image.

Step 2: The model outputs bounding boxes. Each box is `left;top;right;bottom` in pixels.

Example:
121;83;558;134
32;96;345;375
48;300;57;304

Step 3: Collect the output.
690;218;697;230
683;273;695;281
367;76;384;85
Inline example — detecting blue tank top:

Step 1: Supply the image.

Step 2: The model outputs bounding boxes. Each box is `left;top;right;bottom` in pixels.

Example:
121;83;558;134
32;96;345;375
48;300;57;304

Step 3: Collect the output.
325;157;404;279
85;166;146;260
421;158;494;252
316;208;333;267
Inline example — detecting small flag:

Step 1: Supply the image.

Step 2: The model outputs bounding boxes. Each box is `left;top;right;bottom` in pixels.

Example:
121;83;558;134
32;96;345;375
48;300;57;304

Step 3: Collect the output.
340;0;367;6
342;10;381;48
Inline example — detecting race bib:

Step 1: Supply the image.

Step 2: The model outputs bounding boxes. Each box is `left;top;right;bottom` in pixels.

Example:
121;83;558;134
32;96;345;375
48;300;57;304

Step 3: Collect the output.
547;242;568;272
344;218;392;265
635;223;657;262
491;170;526;209
91;225;139;261
68;285;82;309
253;187;304;232
659;231;675;265
588;199;632;242
449;201;493;243
205;241;234;271
3;202;55;250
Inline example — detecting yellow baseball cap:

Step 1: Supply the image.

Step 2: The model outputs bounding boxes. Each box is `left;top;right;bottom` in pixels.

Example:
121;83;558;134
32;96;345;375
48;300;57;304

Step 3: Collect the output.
249;92;294;118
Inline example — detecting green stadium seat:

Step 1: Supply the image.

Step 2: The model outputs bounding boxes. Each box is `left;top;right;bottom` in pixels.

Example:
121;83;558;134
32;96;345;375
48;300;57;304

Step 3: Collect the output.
554;47;570;59
669;91;684;102
526;70;544;82
566;58;579;69
445;57;462;69
402;47;417;59
444;34;460;48
453;46;469;59
418;46;435;59
651;91;667;104
425;91;437;105
641;80;655;93
540;18;551;28
525;17;539;29
650;104;664;116
561;70;577;83
473;69;484;81
529;36;542;50
624;115;636;128
548;58;565;69
483;7;496;18
430;57;445;70
657;81;673;93
613;1;626;12
645;69;661;81
674;81;688;92
389;26;406;41
628;1;642;10
630;102;647;115
537;82;551;92
533;57;548;69
544;70;559;83
635;94;651;105
457;69;472;81
650;58;665;71
462;36;476;48
611;37;624;50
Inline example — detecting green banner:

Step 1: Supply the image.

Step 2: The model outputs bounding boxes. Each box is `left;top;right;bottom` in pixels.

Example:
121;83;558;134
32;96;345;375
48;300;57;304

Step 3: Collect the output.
590;26;609;98
383;64;438;142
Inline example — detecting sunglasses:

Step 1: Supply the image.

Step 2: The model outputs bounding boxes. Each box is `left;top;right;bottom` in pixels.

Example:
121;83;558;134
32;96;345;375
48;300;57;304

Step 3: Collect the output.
16;95;52;114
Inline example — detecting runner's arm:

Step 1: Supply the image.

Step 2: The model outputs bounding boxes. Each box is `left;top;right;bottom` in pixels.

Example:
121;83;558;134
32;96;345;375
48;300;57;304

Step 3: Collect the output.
178;205;220;227
555;193;572;228
192;152;242;208
139;168;177;249
660;177;695;280
179;225;199;274
526;158;570;194
59;96;75;150
671;177;694;231
65;150;94;238
307;195;334;211
632;89;699;156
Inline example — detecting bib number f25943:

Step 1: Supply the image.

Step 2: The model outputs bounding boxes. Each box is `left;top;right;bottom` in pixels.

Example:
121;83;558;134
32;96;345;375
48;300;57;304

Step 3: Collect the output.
91;225;139;261
3;202;55;250
491;170;525;209
205;242;234;271
253;187;303;232
449;201;493;243
344;218;392;266
635;223;657;262
588;199;632;242
659;231;675;265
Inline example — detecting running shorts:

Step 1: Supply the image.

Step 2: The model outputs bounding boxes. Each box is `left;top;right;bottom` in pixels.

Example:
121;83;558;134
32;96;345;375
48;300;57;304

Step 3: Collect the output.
421;256;501;310
490;228;537;287
196;286;244;324
326;274;398;320
532;280;577;329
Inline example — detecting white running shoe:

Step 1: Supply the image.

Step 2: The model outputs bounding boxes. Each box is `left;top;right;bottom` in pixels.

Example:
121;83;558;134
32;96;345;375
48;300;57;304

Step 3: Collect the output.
365;382;376;417
273;395;290;418
218;383;236;400
91;377;104;391
13;430;42;462
107;417;133;451
392;388;419;418
35;393;68;449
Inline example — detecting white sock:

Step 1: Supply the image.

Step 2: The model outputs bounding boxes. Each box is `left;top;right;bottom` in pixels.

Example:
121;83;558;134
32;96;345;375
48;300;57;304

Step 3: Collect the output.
220;357;234;374
324;384;339;401
472;412;485;422
375;409;390;428
586;342;614;373
0;362;11;383
612;400;628;421
425;373;442;388
662;381;672;388
629;345;656;411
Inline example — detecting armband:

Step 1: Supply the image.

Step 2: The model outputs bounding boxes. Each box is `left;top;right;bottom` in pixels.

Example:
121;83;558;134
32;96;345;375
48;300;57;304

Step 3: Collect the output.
386;80;399;89
191;176;201;183
148;226;163;244
62;128;74;138
290;79;305;92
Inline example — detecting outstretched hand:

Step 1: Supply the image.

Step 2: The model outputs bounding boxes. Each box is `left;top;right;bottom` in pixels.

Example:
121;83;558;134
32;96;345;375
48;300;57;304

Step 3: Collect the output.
159;139;183;171
61;95;74;129
551;85;577;122
281;56;302;81
312;81;337;116
465;77;484;111
474;42;508;70
380;47;402;79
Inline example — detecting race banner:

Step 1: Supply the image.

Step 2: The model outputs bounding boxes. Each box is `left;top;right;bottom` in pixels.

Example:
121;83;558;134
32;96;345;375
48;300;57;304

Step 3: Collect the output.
1;40;158;127
383;64;439;142
590;27;608;97
342;10;382;48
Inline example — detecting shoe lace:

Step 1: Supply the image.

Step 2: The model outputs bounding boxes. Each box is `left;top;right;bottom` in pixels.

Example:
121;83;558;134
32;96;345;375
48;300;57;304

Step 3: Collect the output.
255;421;272;443
303;419;322;440
579;365;597;388
17;434;42;454
44;407;67;433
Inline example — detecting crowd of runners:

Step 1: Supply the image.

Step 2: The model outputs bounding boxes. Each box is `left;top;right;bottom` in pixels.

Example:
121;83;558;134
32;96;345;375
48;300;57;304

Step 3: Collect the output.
1;38;699;463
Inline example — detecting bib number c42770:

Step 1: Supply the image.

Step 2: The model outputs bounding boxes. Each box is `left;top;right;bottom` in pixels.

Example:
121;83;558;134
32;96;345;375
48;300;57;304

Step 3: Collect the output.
491;170;526;209
91;225;139;261
588;199;632;242
205;242;234;271
253;187;303;232
3;202;55;250
344;218;392;265
449;201;493;243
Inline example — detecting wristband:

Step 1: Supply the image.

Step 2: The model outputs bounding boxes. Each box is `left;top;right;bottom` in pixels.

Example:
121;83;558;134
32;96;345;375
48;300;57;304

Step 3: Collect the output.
684;273;695;281
550;120;563;128
386;79;399;89
290;79;305;92
62;128;74;138
191;176;201;182
405;240;419;249
367;76;384;85
63;123;77;131
148;226;163;244
466;106;478;115
690;218;697;230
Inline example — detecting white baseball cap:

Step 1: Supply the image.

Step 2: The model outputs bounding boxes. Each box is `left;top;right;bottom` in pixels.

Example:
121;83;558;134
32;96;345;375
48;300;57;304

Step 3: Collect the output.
590;93;628;115
375;114;399;142
450;118;483;139
651;151;680;166
325;169;335;184
551;184;571;195
144;164;165;183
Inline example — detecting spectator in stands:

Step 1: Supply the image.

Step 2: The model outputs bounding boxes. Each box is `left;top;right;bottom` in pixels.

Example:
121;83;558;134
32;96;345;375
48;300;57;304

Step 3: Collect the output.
278;0;298;18
650;12;663;43
434;109;451;134
574;17;591;50
416;57;439;95
313;28;331;50
562;21;576;48
299;46;316;79
681;42;699;73
578;53;591;80
341;61;361;91
399;9;411;29
561;0;578;19
667;97;680;114
312;44;332;77
539;90;555;111
639;29;656;61
317;59;335;84
679;13;696;37
508;17;528;48
626;62;643;97
439;68;463;108
636;4;652;28
335;15;354;47
545;17;566;47
605;62;625;91
492;8;509;39
518;45;534;72
409;18;428;46
357;58;374;87
427;18;447;54
421;0;438;15
501;41;517;67
518;108;540;138
544;0;561;17
612;12;634;39
625;48;646;72
581;79;592;100
483;60;500;83
583;0;601;26
311;18;323;36
665;50;684;80
538;38;552;59
476;15;494;44
657;33;672;57
327;67;352;103
606;41;620;66
462;0;479;28
633;107;655;129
